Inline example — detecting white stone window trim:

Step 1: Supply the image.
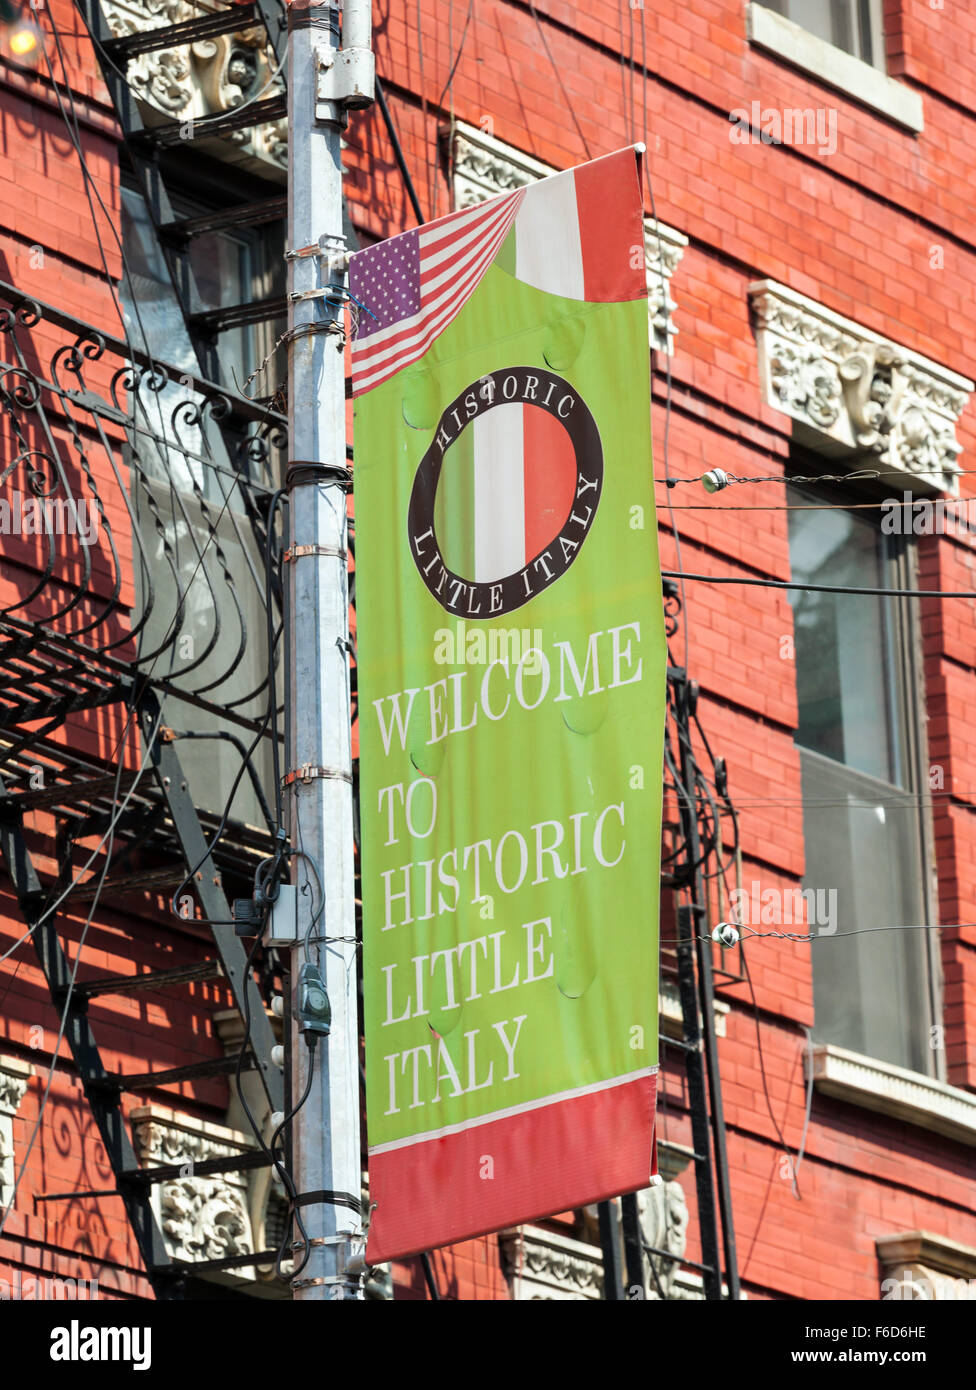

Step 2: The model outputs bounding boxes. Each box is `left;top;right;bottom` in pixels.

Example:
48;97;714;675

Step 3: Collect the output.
0;1056;31;1209
451;120;687;353
749;278;973;495
747;3;924;134
808;1043;976;1146
660;977;728;1038
876;1230;976;1300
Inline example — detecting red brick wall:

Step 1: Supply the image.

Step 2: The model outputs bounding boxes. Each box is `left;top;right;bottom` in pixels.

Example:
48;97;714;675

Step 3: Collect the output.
344;0;976;1300
2;0;975;1303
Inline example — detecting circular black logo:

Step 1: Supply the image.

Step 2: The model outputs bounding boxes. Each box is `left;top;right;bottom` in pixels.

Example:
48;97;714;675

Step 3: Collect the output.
407;367;603;618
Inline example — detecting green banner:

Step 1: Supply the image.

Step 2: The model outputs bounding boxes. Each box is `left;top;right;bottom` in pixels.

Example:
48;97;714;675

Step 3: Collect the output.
352;149;666;1261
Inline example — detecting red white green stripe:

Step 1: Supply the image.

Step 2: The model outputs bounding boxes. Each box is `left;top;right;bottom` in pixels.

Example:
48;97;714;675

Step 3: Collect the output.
495;152;647;303
435;403;578;580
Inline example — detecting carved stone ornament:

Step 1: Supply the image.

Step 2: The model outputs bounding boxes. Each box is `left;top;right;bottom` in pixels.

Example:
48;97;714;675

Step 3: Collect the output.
750;280;973;494
877;1231;976;1301
450;121;687;352
500;1226;604;1300
103;0;286;173
0;1056;30;1209
130;1104;257;1270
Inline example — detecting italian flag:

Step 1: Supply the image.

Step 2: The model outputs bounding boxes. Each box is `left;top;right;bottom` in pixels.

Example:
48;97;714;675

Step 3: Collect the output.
435;402;578;580
495;152;647;303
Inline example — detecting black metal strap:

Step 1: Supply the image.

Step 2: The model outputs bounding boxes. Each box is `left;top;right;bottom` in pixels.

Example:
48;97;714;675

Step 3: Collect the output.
286;460;353;491
294;1188;362;1216
287;1;339;34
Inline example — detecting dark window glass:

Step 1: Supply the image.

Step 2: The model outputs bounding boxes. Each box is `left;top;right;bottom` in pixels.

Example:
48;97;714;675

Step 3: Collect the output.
787;485;935;1074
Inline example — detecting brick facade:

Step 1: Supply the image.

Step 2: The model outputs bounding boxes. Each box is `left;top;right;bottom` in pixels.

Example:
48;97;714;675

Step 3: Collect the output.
1;0;974;1303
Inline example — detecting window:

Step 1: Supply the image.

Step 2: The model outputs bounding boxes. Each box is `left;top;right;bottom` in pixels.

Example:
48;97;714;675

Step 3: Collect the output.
763;0;885;68
120;184;286;401
119;184;282;832
787;480;938;1075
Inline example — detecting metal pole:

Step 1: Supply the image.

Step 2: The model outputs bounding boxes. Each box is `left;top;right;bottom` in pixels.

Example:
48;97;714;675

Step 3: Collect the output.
285;0;372;1301
597;1200;624;1300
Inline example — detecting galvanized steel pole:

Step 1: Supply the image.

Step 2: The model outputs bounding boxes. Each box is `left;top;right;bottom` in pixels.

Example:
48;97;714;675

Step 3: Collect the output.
285;0;373;1301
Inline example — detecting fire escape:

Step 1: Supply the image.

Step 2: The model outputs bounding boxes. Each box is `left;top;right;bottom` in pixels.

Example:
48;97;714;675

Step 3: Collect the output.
0;0;294;1298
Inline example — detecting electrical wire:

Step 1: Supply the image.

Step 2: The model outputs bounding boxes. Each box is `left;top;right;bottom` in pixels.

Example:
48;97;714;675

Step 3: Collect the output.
528;0;592;159
641;83;689;675
664;466;976;488
416;0;432;216
266;488;287;833
661;918;976;948
233;921;313;1282
661;569;976;599
435;0;473;112
375;76;424;225
0;699;165;1240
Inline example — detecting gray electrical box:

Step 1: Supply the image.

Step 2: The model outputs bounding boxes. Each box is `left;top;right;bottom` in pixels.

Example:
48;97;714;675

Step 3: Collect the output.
266;883;299;947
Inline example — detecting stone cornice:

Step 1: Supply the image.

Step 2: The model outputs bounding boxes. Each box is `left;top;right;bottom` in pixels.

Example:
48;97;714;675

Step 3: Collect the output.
500;1225;604;1300
451;121;686;352
103;0;286;175
130;1103;261;1274
876;1230;976;1299
876;1230;976;1281
749;280;973;494
808;1043;976;1145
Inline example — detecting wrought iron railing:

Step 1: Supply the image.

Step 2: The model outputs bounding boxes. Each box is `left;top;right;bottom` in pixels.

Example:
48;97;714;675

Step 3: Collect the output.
0;280;286;748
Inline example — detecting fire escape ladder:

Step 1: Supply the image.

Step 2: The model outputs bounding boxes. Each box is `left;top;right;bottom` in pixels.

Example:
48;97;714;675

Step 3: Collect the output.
75;0;289;564
0;696;285;1294
136;685;284;1123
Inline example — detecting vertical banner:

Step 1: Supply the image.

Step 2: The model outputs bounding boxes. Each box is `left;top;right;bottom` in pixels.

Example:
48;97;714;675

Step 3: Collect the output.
352;148;666;1263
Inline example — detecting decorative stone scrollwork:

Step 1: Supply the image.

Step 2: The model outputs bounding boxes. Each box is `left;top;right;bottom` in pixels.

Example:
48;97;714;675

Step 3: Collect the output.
500;1226;604;1300
750;280;973;494
131;1105;256;1270
0;1057;30;1208
451;121;686;352
103;0;286;174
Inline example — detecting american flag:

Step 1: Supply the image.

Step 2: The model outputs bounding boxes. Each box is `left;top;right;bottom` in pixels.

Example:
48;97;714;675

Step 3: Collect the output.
349;189;525;396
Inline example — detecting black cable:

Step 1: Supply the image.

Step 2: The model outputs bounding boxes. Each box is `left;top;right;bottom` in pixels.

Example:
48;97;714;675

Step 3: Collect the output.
434;0;474;110
269;1043;318;1279
266;488;288;832
233;922;314;1282
662;569;976;599
528;0;592;159
375;77;425;225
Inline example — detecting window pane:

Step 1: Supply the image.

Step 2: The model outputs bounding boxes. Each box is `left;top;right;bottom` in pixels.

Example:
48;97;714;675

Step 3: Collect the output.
788;492;933;1073
765;0;882;65
787;497;903;785
800;749;931;1073
119;186;196;374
